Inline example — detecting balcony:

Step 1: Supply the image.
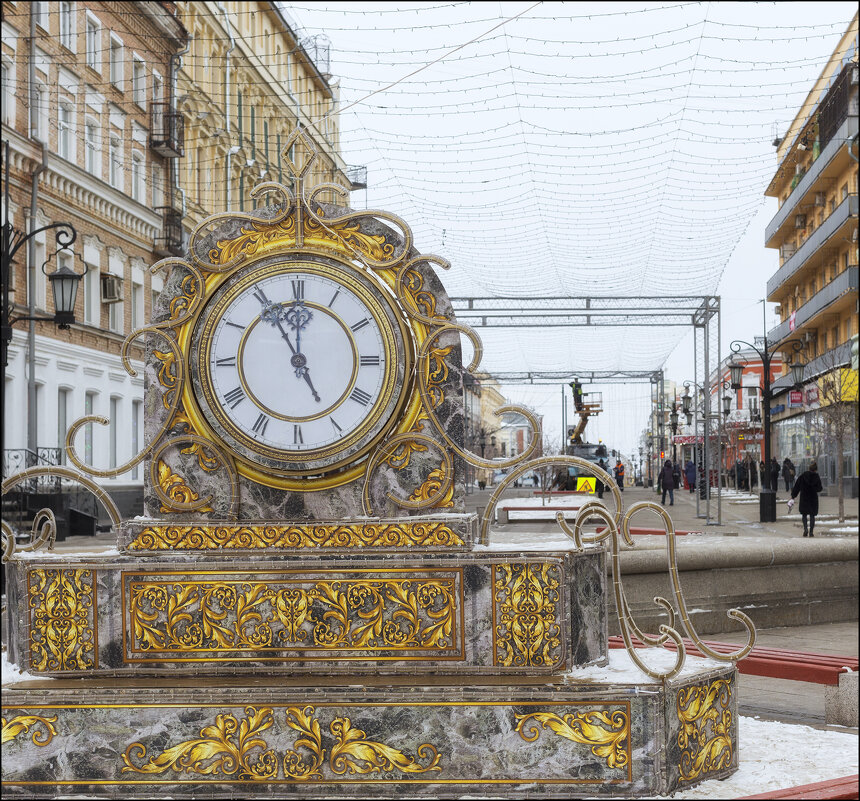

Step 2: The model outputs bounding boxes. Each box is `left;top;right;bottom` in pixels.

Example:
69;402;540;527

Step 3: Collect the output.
154;207;184;256
766;194;858;298
346;165;367;191
765;116;859;247
767;266;859;345
771;341;853;394
150;103;184;158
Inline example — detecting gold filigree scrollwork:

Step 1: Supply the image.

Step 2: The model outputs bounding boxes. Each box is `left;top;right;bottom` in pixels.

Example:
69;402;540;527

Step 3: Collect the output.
127;577;459;656
408;468;454;508
362;433;455;515
157;460;214;513
329;716;441;775
128;521;465;551
2;508;56;564
28;568;97;672
493;563;562;668
122;706;279;779
515;710;629;770
1;714;59;746
283;706;325;780
677;679;733;781
148;434;239;518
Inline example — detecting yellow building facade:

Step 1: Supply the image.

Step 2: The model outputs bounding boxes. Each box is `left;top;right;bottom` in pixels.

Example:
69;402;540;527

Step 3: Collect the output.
764;13;858;494
174;1;351;235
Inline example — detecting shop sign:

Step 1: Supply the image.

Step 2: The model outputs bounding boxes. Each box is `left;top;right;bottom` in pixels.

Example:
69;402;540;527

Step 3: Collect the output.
771;403;785;414
673;435;700;444
806;386;819;404
788;390;803;408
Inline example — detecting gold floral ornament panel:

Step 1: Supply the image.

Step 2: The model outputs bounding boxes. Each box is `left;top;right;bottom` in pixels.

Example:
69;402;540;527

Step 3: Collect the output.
515;708;630;772
28;568;97;672
492;563;563;669
127;521;464;551
677;678;734;782
1;714;59;746
122;705;441;781
124;571;463;661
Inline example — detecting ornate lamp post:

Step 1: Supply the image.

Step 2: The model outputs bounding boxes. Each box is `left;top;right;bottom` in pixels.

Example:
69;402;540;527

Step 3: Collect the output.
669;403;679;463
728;339;805;522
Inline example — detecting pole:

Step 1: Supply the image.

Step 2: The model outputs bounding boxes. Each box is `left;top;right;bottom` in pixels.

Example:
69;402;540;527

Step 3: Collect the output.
759;301;776;522
717;300;722;526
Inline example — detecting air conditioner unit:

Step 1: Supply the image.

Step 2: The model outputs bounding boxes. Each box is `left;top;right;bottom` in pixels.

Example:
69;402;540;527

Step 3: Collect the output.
774;305;782;316
803;330;816;344
795;214;807;229
814;192;826;207
101;273;123;303
780;243;797;259
795;164;805;176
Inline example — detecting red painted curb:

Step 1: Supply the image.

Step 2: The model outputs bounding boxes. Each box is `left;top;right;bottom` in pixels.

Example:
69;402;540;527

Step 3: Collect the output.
738;774;859;799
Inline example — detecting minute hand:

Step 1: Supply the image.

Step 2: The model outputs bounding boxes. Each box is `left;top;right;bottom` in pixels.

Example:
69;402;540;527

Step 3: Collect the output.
272;316;321;403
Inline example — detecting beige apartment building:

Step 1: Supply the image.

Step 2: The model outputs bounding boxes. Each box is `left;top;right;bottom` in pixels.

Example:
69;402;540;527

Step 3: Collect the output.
764;13;858;496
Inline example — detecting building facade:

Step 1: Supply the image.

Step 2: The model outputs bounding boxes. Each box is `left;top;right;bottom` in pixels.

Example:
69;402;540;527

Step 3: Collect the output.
2;2;352;524
764;14;859;496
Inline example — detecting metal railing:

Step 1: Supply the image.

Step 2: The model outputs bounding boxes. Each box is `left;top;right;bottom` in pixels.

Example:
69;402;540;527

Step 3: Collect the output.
2;448;62;491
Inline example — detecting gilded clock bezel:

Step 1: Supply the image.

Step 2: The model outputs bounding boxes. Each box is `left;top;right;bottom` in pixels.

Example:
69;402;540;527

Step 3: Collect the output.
183;252;415;484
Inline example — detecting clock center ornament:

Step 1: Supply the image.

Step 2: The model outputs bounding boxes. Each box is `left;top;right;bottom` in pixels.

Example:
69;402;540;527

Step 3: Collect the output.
2;130;756;798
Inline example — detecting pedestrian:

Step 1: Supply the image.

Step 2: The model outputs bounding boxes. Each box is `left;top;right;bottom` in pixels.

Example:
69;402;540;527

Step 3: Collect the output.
782;457;796;492
660;459;675;506
790;462;823;537
769;457;780;492
684;459;696;493
613;460;625;492
596;458;607;499
672;461;682;491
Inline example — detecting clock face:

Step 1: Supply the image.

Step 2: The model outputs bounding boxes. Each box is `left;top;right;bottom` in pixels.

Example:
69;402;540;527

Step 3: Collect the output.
189;257;412;478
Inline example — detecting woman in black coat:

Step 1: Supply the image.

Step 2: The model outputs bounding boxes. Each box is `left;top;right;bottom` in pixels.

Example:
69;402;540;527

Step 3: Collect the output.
791;462;823;537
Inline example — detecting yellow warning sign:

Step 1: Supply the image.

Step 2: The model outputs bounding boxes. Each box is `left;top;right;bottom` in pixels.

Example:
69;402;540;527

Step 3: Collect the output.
576;477;596;493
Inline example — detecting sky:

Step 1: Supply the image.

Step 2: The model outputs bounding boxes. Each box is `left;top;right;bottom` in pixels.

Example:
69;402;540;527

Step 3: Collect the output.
283;1;858;459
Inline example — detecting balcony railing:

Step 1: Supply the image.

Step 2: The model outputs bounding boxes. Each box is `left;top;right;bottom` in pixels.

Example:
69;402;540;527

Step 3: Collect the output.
150;103;184;157
765;116;859;245
2;448;62;491
346;165;367;191
767;266;859;345
154;206;184;256
766;194;859;297
771;341;853;393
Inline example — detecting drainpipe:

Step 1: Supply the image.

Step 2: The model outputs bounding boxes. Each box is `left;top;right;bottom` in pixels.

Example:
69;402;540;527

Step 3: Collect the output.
26;8;47;461
217;3;237;207
170;35;191;219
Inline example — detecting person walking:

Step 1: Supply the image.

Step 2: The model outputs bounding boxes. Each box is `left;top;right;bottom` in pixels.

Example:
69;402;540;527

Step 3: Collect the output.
613;460;625;492
770;457;781;492
596;458;607;499
782;457;796;492
684;459;696;493
660;459;675;506
790;462;823;537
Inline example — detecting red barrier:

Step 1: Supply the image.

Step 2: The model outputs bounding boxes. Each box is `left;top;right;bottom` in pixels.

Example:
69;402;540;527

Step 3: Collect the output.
739;774;859;799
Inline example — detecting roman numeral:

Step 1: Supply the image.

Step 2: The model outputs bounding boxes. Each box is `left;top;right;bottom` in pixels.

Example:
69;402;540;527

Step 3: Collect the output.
328;290;340;307
350;318;370;332
252;414;269;437
350;387;372;406
293;425;303;444
291;279;304;300
252;287;270;306
360;355;380;366
223;387;245;409
330;417;343;433
216;357;236;367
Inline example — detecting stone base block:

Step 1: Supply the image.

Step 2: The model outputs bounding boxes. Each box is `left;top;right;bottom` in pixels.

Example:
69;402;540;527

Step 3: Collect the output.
1;664;738;798
825;671;858;727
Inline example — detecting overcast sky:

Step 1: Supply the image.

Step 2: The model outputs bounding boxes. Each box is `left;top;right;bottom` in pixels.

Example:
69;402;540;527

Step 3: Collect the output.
286;1;858;458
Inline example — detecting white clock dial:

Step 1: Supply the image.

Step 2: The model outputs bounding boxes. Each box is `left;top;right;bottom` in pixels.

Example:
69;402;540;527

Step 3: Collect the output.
191;258;411;478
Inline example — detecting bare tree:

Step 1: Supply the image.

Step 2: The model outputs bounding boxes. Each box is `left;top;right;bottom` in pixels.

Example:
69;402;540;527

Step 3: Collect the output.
806;353;858;523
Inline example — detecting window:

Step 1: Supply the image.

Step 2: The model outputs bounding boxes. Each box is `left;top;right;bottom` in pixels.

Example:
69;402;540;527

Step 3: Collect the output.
841;184;849;201
131;280;143;330
32;83;48;142
151;163;163;207
86;15;99;70
85;118;100;175
109;286;123;333
131;151;145;202
131;399;142;479
59;1;74;50
832;326;839;348
57;388;70;462
132;57;145;107
110;35;123;88
58;103;73;160
109;396;119;469
83;261;99;324
109;135;122;189
84;391;96;466
151;71;162;105
0;59;14;126
33;235;46;310
32;2;48;30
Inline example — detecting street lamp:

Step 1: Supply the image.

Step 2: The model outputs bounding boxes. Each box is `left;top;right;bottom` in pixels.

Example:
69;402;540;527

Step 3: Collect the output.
729;337;804;522
669;404;679;463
